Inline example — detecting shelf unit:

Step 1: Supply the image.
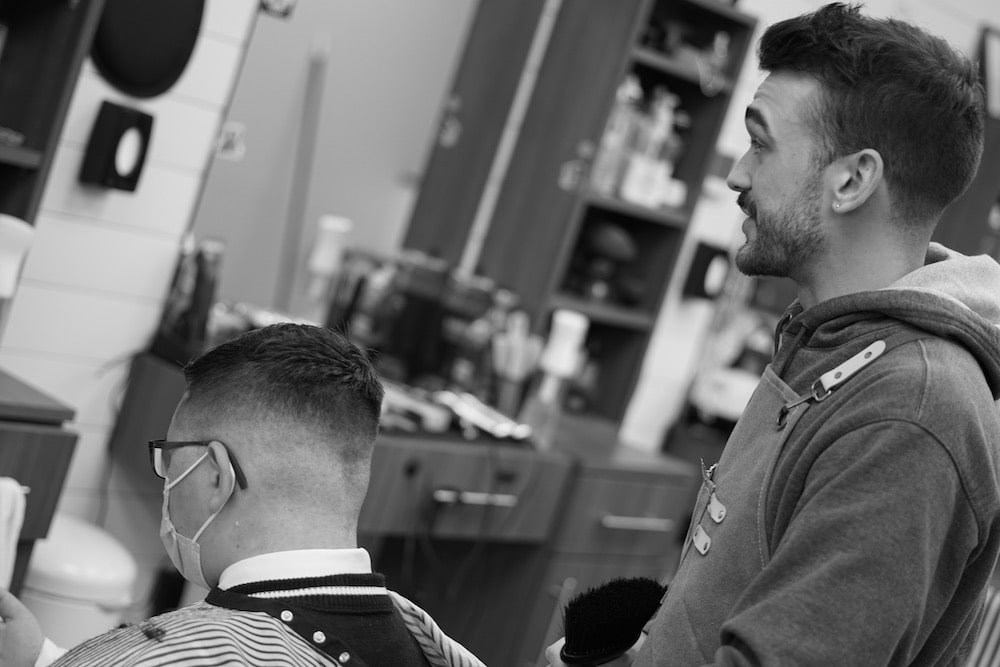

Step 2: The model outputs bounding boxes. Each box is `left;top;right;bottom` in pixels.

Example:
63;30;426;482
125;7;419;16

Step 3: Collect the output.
404;0;756;422
0;0;106;223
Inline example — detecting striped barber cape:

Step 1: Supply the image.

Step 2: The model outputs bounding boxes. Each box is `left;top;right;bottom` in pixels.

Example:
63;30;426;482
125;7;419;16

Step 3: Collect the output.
50;588;484;667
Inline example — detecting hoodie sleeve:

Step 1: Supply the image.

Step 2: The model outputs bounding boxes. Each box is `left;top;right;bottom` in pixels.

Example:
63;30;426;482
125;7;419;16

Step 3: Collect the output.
710;419;983;667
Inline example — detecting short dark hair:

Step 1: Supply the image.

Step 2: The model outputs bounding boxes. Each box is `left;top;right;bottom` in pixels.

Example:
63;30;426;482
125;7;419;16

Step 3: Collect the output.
182;324;384;454
759;3;985;224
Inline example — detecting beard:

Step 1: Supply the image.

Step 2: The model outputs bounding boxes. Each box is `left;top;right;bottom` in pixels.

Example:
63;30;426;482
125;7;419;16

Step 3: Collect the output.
734;177;826;280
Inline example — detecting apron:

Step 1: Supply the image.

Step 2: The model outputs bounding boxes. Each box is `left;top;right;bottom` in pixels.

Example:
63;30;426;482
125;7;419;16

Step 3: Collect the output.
636;336;906;666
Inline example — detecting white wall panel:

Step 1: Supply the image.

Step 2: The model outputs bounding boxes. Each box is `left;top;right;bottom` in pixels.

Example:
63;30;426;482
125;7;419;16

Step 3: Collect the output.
2;283;160;363
60;71;219;173
0;351;130;429
40;145;202;238
169;35;245;110
203;0;259;43
22;213;181;301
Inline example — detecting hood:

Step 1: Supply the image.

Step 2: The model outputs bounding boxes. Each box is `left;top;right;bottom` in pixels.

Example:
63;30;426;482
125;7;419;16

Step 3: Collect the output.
780;243;1000;397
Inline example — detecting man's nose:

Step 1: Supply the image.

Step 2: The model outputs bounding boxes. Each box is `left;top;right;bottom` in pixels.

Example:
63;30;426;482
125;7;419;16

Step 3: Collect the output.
727;153;750;193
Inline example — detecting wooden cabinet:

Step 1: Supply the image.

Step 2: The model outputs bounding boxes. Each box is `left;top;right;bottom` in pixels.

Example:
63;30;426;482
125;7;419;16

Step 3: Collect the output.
404;0;756;421
359;435;577;667
361;434;573;543
0;0;106;223
512;422;699;666
0;368;76;595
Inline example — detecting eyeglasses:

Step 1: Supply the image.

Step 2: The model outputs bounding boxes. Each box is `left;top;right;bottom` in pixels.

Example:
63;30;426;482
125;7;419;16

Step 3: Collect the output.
148;440;249;490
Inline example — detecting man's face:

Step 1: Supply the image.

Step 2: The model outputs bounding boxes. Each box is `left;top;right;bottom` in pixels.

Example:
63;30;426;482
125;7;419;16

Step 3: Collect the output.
727;71;829;280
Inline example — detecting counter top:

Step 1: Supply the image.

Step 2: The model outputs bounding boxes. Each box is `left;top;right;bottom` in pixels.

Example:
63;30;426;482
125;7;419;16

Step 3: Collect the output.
379;412;696;477
0;368;74;425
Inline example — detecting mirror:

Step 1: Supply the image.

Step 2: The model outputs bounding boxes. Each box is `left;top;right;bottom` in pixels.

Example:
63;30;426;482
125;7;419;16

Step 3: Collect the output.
187;1;480;314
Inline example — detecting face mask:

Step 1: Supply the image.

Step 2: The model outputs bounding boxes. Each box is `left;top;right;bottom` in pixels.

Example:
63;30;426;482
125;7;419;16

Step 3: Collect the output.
159;450;234;589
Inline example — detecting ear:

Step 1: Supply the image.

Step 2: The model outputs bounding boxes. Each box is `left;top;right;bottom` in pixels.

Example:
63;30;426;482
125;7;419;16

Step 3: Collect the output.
828;148;884;213
205;440;237;511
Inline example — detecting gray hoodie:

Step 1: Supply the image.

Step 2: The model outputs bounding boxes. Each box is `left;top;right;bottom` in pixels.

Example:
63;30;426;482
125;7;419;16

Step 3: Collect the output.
638;244;1000;666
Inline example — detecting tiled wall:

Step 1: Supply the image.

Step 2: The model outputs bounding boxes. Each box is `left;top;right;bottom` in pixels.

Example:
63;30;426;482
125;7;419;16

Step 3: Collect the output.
620;0;1000;450
0;0;259;616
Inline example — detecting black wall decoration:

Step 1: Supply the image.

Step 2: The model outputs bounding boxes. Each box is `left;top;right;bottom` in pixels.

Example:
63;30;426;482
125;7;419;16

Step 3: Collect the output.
79;101;153;192
90;0;205;98
683;242;731;299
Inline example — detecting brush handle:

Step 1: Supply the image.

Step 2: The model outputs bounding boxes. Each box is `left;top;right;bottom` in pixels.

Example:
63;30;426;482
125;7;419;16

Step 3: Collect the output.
545;635;645;666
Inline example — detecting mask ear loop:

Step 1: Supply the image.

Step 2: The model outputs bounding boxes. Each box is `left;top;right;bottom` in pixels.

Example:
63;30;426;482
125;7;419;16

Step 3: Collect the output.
191;459;238;543
165;451;210;490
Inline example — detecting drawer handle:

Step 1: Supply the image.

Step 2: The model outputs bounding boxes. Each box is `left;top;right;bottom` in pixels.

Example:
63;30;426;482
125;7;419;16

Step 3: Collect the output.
600;515;674;533
432;489;518;508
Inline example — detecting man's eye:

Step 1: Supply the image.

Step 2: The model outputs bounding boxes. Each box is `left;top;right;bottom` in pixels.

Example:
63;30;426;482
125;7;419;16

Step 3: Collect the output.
749;137;763;154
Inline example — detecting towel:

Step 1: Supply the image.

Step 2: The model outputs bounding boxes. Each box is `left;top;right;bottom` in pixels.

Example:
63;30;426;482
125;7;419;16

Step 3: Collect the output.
0;476;27;589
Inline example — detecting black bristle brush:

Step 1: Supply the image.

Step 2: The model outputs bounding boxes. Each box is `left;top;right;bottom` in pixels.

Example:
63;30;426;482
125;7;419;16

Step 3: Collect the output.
560;577;667;666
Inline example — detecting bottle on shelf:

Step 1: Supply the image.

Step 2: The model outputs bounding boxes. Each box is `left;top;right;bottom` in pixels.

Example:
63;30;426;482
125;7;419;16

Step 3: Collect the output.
589;74;643;197
296;214;353;324
518;309;590;449
619;86;685;209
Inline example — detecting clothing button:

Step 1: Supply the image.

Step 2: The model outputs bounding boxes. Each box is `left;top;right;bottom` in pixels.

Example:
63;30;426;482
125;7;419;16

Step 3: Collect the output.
339;652;350;662
313;631;326;644
709;493;726;524
693;524;711;555
280;610;293;622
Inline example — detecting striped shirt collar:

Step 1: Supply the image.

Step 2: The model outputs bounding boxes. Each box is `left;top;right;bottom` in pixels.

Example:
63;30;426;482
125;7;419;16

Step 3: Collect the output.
218;548;374;591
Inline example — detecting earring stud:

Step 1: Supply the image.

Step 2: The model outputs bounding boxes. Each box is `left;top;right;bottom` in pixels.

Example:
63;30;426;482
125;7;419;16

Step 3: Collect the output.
834;202;841;210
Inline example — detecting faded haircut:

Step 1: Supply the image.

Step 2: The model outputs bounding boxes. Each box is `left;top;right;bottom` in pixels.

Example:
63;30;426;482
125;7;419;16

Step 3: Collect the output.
182;323;384;464
759;3;985;226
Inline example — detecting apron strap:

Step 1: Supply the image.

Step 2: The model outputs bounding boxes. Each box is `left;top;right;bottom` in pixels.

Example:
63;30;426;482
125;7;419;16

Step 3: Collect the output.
776;329;932;429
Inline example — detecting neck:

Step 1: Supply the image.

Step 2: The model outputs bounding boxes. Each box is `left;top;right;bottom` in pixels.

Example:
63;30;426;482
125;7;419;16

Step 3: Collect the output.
796;249;923;307
796;211;930;307
205;510;359;584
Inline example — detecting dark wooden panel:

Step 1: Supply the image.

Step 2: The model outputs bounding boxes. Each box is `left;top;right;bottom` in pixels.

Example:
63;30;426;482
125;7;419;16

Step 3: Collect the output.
402;0;547;265
934;116;1000;256
107;353;187;485
553;469;692;556
0;0;106;222
0;422;76;540
479;0;650;319
371;537;553;667
361;438;574;543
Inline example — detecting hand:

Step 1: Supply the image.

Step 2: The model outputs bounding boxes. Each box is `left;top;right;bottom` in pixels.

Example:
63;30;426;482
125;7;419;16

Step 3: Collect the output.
544;633;645;666
0;587;43;667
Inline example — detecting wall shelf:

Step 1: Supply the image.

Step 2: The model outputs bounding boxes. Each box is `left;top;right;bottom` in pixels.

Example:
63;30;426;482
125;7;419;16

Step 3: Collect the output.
0;145;43;170
0;0;106;222
631;46;734;94
551;293;655;331
404;0;756;421
585;189;688;228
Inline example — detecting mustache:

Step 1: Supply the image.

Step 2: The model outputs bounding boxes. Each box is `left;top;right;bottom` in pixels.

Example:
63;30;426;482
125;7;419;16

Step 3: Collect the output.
737;192;756;218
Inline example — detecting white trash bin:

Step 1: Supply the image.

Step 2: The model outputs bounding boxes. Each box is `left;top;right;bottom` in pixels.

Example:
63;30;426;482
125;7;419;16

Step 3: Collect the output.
21;513;138;648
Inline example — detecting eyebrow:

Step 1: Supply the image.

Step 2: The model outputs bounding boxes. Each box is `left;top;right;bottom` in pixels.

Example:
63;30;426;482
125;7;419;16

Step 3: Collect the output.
745;107;773;141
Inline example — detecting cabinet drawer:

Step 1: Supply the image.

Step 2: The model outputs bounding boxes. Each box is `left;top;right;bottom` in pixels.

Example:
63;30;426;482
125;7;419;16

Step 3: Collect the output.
0;423;76;541
360;439;573;543
554;471;697;556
